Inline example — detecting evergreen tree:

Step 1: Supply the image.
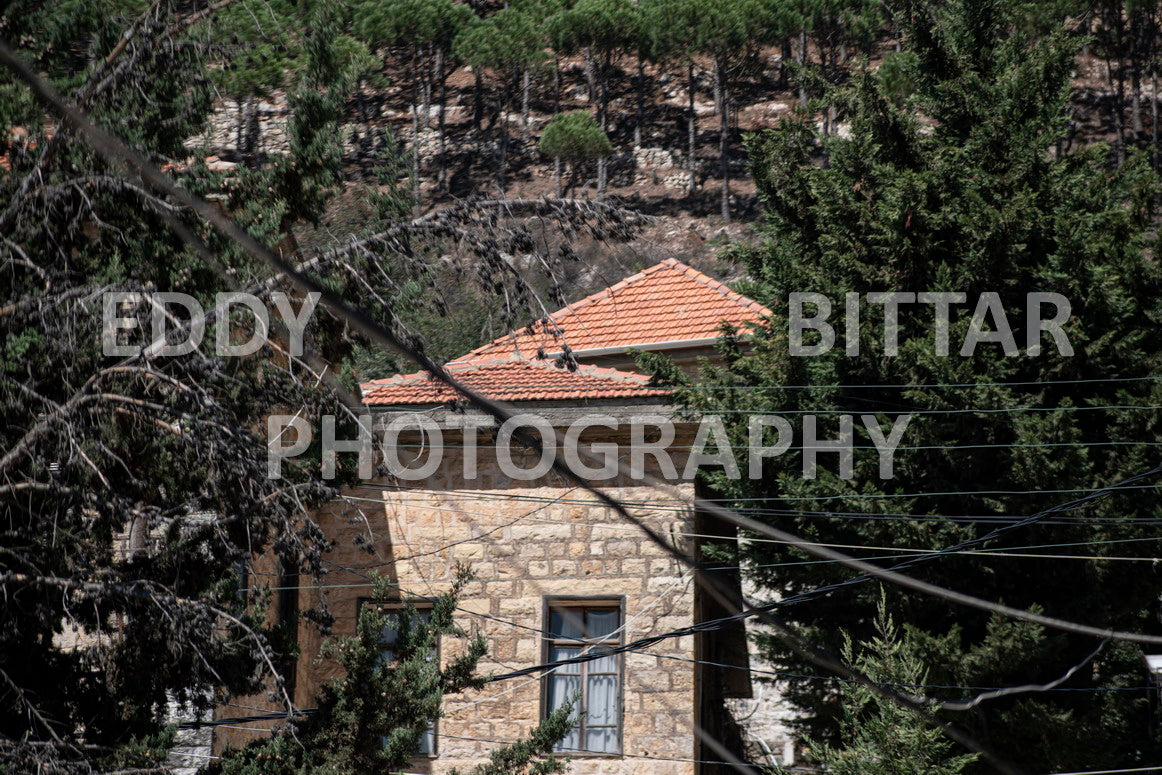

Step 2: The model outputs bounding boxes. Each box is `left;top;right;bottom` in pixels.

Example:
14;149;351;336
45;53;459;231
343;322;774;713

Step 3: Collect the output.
454;4;548;197
644;0;1162;770
794;594;979;775
0;3;350;771
546;0;635;196
688;0;778;219
0;1;644;772
641;0;704;196
539;110;613;195
211;574;572;775
354;0;473;200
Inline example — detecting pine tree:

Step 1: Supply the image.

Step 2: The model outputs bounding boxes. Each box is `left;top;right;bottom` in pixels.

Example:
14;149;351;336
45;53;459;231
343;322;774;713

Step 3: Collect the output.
644;0;1162;770
454;4;548;197
688;0;778;219
641;0;703;195
211;573;573;775
794;594;978;775
354;0;473;201
0;2;644;772
545;0;635;196
539;110;613;196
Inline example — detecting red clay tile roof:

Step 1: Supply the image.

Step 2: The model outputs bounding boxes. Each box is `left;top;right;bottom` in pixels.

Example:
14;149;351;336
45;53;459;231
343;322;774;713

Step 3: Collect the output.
361;357;671;406
456;258;772;362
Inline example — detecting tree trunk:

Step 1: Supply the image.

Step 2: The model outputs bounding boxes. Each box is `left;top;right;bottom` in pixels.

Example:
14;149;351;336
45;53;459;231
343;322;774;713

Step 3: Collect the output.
567;160;579;196
635;53;645;148
687;61;697;196
357;79;370;155
1132;63;1143;136
584;47;597;104
498;98;508;199
554;156;562;197
412;82;421;212
1108;50;1127;165
597;55;609;200
1131;6;1149;138
242;95;260;167
717;56;729;221
1112;8;1127;164
522;68;531;137
798;28;809;108
1153;65;1159;170
235;98;244;160
712;58;723;115
473;70;484;129
598;53;610;130
421;44;432;131
780;38;792;88
553;54;561;113
436;48;448;193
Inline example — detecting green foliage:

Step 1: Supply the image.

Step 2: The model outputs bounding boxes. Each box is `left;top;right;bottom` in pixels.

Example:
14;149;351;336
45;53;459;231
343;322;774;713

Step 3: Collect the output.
649;0;1162;770
212;572;571;775
795;595;979;775
355;0;472;52
876;49;920;106
545;0;636;55
211;0;303;98
539;111;613;161
448;704;574;775
0;1;416;771
692;0;779;58
453;5;547;73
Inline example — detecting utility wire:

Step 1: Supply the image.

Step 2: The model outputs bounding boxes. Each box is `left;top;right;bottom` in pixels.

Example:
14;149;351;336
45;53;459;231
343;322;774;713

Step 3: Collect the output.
352;484;1162;524
372;375;1162;391
8;48;1145;772
355;480;1162;501
340;490;1162;557
365;404;1162;415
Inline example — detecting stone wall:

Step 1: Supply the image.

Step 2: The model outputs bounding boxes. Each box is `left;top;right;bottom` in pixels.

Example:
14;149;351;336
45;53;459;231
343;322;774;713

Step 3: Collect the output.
184;90;693;187
724;579;801;769
291;430;702;775
164;695;213;775
209;412;803;773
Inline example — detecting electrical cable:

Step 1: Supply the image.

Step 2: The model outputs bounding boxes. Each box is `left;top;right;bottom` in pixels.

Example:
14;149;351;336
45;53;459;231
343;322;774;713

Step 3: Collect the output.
12;53;1148;772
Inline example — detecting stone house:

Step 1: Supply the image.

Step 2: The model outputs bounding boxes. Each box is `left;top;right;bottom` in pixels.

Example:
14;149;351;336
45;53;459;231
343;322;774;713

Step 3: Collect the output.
213;259;796;773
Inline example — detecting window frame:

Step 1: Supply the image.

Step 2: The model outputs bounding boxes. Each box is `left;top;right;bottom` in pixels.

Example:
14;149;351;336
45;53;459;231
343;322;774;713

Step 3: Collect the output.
357;596;439;759
540;596;626;758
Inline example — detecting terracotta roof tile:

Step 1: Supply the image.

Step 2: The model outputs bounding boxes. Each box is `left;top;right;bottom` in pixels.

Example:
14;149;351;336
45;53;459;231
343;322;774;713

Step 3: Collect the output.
361;357;671;406
457;258;772;361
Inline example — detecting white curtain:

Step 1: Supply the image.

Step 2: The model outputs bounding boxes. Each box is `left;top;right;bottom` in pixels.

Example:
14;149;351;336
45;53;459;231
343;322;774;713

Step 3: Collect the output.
549;647;582;751
585;654;619;753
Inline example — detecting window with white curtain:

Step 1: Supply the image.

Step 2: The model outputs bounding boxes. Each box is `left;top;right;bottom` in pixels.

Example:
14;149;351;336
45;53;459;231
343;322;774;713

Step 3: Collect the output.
375;603;437;757
543;600;622;755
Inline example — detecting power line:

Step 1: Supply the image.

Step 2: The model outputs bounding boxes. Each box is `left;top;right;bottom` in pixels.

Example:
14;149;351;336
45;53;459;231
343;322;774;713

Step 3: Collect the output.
250;470;1162;720
1048;767;1162;775
353;485;1162;525
358;480;1161;502
341;490;1162;554
634;647;1150;695
368;376;1162;391
379;439;1162;452
242;536;1162;596
433;463;1162;681
10;52;1140;772
367;404;1162;415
